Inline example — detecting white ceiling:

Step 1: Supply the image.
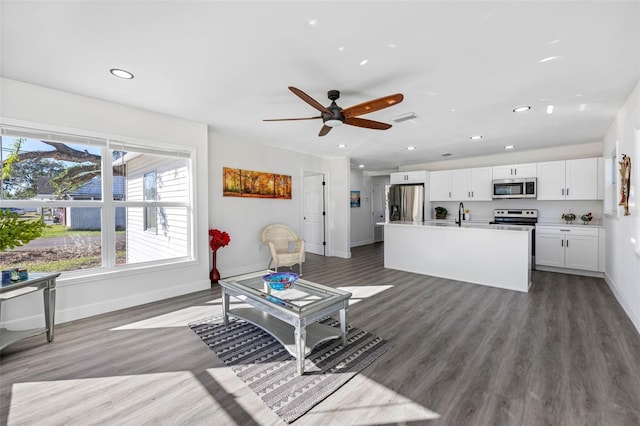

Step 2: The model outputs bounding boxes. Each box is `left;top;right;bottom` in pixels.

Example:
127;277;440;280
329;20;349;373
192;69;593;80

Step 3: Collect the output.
1;1;639;172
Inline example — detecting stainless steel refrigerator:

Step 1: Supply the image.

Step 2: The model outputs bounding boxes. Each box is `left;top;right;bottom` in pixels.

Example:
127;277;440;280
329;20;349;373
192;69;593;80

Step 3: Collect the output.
388;184;425;222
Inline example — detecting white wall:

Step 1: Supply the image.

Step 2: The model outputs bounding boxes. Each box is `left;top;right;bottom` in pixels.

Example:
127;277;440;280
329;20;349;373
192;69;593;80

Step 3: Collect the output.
602;79;640;334
208;132;351;279
0;78;210;327
350;169;374;247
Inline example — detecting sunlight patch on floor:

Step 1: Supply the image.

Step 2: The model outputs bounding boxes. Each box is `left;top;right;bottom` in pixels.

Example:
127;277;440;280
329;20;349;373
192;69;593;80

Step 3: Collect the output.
111;300;222;330
305;374;441;424
8;372;235;425
338;285;393;305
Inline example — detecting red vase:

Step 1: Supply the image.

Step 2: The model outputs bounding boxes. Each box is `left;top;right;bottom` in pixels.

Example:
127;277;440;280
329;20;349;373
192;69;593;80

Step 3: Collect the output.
210;250;220;286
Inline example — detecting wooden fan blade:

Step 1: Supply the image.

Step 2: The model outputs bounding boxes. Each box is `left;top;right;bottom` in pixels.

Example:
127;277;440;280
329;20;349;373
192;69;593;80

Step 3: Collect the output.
344;117;392;130
342;93;404;118
319;125;332;137
263;116;321;122
289;86;333;115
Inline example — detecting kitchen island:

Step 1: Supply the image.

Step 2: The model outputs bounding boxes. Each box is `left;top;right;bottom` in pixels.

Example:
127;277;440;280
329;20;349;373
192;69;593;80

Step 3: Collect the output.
383;221;533;292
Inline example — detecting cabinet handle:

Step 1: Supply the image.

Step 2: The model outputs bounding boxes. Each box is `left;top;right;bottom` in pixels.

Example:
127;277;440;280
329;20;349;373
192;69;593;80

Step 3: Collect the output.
560;229;571;232
514;168;517;175
471;191;474;197
449;191;451;198
561;188;565;196
511;168;514;175
561;240;563;247
566;240;569;247
566;188;569;196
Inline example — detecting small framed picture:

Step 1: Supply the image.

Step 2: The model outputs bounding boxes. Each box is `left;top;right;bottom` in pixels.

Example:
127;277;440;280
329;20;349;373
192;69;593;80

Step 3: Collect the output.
350;190;361;207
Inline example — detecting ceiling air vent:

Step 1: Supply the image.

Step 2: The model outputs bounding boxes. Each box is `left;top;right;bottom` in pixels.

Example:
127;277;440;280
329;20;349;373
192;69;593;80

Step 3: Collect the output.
391;112;418;123
441;153;452;157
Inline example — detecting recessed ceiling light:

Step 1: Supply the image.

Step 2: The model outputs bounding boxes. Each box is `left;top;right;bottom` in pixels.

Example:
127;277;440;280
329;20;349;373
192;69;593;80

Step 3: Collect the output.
337;46;346;52
359;59;368;66
546;105;554;114
504;145;516;150
470;135;483;140
579;104;586;112
406;146;416;150
308;19;318;27
513;106;531;113
110;68;134;79
337;144;347;148
387;43;397;48
358;164;365;168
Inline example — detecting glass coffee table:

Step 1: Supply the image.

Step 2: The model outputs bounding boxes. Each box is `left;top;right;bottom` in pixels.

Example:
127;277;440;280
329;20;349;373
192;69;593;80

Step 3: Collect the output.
218;271;352;375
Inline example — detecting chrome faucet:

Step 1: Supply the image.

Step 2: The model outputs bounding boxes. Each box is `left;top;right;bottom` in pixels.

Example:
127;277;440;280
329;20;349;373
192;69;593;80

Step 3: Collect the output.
455;202;465;226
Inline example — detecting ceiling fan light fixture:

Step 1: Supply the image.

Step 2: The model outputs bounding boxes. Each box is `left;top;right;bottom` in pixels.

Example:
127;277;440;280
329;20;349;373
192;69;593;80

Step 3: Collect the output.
324;119;343;127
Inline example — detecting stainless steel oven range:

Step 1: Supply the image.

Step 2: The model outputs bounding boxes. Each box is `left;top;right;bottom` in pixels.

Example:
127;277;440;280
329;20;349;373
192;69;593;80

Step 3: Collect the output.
490;209;538;266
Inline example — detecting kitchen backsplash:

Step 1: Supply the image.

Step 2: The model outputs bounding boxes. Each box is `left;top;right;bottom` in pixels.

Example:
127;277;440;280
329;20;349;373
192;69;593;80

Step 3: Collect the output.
429;199;604;225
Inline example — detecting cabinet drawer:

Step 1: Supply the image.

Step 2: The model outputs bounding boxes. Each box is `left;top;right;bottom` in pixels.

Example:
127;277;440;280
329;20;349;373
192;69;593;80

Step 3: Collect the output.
536;226;598;237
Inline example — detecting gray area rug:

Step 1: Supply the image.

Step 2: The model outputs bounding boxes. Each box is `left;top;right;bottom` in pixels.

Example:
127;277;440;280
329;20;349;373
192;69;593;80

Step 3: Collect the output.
190;316;392;423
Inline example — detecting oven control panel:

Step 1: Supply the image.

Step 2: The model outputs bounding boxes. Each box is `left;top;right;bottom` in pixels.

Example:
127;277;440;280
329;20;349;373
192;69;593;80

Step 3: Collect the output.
494;209;537;218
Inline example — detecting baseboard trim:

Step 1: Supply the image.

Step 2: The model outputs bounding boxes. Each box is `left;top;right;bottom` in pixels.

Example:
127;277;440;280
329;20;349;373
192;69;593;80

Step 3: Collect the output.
351;239;374;248
535;265;604;278
2;280;211;330
604;272;640;335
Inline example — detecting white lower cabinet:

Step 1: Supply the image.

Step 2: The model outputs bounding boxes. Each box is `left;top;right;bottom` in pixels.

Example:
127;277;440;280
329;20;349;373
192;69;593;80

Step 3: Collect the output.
536;225;599;272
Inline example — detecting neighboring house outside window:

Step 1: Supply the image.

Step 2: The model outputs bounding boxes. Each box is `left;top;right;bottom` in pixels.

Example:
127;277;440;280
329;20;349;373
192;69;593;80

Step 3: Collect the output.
143;171;157;233
0;126;194;275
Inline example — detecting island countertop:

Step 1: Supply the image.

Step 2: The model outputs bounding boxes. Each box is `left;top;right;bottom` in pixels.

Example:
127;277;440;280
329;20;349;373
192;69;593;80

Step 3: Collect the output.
382;221;532;292
379;220;534;232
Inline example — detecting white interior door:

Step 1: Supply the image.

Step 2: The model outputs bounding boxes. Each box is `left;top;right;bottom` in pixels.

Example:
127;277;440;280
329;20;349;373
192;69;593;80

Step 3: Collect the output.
303;173;326;255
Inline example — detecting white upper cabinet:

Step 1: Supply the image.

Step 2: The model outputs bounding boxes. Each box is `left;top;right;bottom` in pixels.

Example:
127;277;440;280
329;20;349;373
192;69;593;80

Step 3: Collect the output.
537;158;598;200
430;167;492;201
451;169;471;200
390;170;427;185
470;167;493;200
451;167;493;201
492;163;537;179
429;170;452;201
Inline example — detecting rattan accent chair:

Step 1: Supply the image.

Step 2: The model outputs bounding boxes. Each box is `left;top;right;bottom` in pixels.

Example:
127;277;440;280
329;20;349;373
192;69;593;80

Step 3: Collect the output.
260;224;305;275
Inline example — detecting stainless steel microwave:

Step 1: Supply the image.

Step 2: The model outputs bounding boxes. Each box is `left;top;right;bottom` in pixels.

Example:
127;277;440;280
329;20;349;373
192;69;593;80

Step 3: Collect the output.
492;178;537;199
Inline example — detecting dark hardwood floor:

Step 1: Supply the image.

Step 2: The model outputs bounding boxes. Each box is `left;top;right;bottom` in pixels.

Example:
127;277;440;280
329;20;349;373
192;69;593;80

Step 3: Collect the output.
1;243;639;425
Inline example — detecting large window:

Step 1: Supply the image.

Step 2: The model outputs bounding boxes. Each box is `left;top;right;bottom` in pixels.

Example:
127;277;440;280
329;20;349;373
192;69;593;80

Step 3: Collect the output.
1;126;194;275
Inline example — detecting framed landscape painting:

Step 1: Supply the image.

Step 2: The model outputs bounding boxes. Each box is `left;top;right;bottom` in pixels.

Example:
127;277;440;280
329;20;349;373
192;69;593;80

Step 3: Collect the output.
223;167;292;199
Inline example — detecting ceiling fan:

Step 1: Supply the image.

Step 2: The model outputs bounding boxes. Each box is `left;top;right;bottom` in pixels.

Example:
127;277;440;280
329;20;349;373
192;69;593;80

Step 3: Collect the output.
264;86;404;136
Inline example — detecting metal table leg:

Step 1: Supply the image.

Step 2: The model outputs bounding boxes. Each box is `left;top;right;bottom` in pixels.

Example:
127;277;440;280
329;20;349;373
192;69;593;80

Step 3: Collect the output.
43;279;56;342
295;320;306;375
340;301;349;347
221;288;230;326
